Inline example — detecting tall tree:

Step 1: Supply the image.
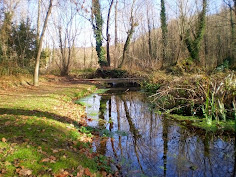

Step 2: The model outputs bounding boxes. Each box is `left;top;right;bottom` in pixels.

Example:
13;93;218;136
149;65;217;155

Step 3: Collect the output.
146;2;153;59
160;0;168;66
92;0;107;67
0;12;13;63
36;0;41;44
106;0;114;67
184;0;207;62
224;0;236;67
114;0;118;67
33;0;53;86
11;20;37;68
118;0;137;68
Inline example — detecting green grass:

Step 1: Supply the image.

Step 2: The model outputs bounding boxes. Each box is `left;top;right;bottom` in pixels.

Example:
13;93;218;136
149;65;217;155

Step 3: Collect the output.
0;83;110;176
167;114;235;133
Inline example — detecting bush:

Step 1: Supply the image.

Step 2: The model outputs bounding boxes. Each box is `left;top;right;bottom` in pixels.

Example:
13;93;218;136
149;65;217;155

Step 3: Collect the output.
142;81;161;93
0;65;31;76
95;68;128;78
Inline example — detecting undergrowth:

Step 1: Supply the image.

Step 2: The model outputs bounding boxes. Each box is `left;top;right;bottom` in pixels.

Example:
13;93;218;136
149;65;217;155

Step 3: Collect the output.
142;70;236;132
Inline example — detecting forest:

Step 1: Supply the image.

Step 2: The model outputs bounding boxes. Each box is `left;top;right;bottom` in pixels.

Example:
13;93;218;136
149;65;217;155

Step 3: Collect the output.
0;0;235;176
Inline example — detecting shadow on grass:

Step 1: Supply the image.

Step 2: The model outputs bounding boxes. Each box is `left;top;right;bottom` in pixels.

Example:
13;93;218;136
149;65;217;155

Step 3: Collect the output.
0;108;81;126
0;109;99;176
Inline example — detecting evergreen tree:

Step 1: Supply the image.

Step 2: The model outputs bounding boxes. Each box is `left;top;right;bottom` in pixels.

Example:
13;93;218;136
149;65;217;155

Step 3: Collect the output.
11;20;37;68
160;0;168;65
184;0;207;62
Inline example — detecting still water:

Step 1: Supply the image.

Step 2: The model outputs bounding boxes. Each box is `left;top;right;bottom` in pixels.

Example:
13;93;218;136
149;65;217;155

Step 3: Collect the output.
79;90;235;177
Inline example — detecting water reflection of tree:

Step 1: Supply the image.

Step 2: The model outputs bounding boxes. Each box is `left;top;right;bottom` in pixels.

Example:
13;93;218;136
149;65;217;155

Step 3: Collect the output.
96;95;110;155
162;117;169;177
234;133;236;177
91;92;236;177
116;92;163;176
113;96;122;157
120;95;144;174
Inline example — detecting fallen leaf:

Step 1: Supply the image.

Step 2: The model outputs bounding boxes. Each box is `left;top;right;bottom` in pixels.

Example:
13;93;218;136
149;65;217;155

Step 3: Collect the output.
50;156;56;161
4;121;11;126
41;158;50;162
84;168;91;176
52;149;59;153
54;170;69;177
0;169;6;174
2;138;7;143
17;168;32;176
101;171;107;177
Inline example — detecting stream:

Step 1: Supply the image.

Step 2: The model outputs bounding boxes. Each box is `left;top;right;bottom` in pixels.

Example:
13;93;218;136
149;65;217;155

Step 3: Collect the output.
79;90;236;177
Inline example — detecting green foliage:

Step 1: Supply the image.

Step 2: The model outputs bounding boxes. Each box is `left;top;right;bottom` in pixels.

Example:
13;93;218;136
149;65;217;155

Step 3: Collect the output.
11;19;37;68
0;65;31;76
160;0;168;61
216;59;229;71
95;68;128;78
202;86;213;124
0;15;37;75
202;73;236;124
92;0;107;67
94;155;112;173
184;0;207;62
142;81;161;93
40;48;51;68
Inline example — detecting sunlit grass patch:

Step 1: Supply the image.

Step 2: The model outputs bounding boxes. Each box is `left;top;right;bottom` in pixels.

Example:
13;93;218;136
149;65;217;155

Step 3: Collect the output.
0;83;111;176
0;113;102;176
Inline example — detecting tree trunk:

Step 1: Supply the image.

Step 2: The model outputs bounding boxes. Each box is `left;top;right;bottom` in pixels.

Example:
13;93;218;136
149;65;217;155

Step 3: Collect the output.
118;0;136;68
36;0;41;44
146;3;152;59
232;0;236;67
92;0;107;67
106;0;114;67
184;0;207;62
114;0;118;68
33;0;53;86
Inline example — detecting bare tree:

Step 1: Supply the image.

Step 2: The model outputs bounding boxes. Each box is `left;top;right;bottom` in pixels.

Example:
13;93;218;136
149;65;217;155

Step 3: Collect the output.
118;0;137;68
34;0;53;86
36;0;41;44
106;0;115;67
55;2;78;76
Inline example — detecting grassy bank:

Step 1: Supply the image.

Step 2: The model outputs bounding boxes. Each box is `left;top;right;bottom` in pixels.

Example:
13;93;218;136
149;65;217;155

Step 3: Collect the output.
139;70;236;133
0;77;111;176
166;114;235;134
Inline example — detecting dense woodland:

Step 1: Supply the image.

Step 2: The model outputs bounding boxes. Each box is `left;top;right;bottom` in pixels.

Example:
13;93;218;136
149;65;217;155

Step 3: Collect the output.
0;0;236;77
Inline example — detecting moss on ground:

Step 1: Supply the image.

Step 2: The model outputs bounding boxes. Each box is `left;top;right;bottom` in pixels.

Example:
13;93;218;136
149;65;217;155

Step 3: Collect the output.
0;79;111;176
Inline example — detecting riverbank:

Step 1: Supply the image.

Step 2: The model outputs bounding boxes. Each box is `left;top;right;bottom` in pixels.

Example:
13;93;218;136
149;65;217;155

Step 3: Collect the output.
0;76;113;176
76;89;236;176
139;70;236;134
71;68;236;134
